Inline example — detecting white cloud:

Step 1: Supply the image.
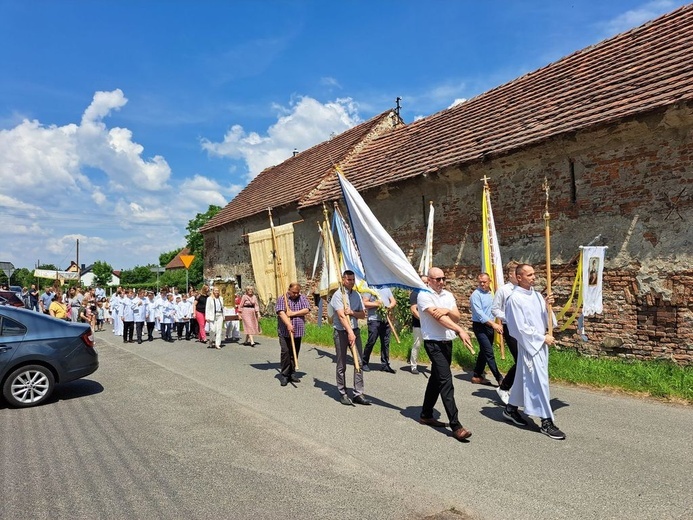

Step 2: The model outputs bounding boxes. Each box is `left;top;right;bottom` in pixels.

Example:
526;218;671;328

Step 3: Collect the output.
448;98;467;109
201;96;361;179
0;89;220;270
599;0;676;37
0;91;365;270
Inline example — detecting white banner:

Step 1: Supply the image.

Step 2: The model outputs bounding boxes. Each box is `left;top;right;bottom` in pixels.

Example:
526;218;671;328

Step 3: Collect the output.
337;172;428;292
581;246;606;316
33;269;80;281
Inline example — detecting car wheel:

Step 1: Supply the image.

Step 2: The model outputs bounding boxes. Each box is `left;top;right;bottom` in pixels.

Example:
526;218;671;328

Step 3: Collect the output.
2;365;55;407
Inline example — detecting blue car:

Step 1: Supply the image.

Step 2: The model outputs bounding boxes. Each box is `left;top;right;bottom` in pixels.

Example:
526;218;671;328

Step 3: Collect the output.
0;306;98;407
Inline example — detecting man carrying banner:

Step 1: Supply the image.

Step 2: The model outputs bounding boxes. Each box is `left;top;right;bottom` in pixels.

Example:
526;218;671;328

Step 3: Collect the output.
503;264;566;440
361;287;397;373
330;270;370;406
418;267;475;442
491;261;519;405
470;273;505;386
276;283;311;387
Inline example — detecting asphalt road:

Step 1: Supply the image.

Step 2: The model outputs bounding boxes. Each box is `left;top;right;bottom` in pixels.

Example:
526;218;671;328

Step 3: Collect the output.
1;330;691;520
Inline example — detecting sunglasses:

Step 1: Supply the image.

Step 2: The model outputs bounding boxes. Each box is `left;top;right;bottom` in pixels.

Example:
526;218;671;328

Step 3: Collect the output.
431;277;446;282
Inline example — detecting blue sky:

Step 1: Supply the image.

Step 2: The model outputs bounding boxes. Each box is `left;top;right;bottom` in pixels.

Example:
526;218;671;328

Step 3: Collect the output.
0;0;687;272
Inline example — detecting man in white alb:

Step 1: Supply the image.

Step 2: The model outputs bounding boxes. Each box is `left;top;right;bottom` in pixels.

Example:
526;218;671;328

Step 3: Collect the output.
503;264;565;440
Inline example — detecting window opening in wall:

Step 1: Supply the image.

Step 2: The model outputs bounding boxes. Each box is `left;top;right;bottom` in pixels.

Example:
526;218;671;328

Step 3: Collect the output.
569;160;577;203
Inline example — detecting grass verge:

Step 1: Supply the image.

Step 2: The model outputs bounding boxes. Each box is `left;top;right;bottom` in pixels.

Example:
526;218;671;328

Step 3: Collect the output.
261;317;692;403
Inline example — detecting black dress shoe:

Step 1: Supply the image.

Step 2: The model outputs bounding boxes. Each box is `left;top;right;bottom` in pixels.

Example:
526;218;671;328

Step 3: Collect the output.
381;365;396;374
289;375;301;383
361;364;371;372
353;395;372;406
280;376;288;387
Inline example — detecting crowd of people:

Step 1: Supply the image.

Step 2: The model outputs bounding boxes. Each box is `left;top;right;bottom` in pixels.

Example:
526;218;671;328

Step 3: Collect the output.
13;262;564;443
16;282;263;350
276;263;565;444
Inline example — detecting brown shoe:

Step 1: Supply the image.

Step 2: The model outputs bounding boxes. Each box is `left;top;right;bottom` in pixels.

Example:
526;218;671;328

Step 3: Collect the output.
419;417;448;428
452;427;472;441
471;375;492;385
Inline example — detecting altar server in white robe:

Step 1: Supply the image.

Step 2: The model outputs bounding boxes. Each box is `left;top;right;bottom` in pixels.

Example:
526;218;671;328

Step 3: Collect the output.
205;287;225;350
503;263;566;441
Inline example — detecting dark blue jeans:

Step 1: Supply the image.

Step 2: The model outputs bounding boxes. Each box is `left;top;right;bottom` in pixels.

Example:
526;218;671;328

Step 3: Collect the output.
363;320;391;366
422;340;462;431
472;322;502;381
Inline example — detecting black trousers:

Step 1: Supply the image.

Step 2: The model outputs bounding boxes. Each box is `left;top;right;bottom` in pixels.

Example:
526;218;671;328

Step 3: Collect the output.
177;320;190;340
472;322;502;381
123;321;134;342
422;340;462;431
135;321;144;342
146;321;155;341
279;335;302;376
363;320;391;366
499;324;519;391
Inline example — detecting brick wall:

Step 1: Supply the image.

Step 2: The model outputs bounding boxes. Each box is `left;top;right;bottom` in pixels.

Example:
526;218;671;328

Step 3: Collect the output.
204;103;693;364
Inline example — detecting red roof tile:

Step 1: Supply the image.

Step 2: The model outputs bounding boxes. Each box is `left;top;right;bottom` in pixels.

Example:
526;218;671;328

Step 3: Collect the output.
166;248;191;270
201;111;401;232
299;4;693;207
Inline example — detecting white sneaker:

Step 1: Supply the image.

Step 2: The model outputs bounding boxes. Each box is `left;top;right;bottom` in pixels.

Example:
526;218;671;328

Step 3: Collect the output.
411;366;419;374
496;387;510;405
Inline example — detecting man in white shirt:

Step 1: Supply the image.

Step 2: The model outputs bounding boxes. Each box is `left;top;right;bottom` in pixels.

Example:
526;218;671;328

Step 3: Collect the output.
205;287;225;349
418;267;475;442
176;295;193;341
144;291;157;341
133;289;146;344
503;264;565;440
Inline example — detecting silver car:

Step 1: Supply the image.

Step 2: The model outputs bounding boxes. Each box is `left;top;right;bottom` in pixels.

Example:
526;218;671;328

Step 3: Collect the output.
0;306;99;407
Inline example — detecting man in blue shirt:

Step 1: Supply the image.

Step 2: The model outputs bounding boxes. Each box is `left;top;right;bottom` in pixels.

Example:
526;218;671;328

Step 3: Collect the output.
469;273;504;386
40;287;53;314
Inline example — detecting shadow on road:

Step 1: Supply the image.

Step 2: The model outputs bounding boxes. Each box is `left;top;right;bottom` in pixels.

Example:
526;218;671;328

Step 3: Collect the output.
0;377;104;410
310;347;337;363
250;361;281;372
52;378;104;402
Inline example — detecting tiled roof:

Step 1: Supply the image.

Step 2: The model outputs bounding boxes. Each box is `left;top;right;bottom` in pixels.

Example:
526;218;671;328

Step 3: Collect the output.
166;248;191;270
299;4;693;207
201;111;400;232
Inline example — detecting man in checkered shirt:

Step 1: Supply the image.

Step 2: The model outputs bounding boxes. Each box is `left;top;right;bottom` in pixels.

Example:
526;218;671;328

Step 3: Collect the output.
276;282;311;386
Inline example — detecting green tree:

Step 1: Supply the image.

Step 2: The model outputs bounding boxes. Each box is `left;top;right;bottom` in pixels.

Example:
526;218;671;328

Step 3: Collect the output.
120;265;157;285
92;260;114;286
186;205;221;255
13;268;34;289
159;250;178;268
160;269;188;291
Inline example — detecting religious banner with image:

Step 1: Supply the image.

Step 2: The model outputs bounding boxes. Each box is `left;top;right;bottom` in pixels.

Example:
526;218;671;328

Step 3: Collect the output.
581;246;607;316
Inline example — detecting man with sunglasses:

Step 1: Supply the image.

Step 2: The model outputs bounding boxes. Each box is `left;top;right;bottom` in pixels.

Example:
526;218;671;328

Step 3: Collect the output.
417;267;475;442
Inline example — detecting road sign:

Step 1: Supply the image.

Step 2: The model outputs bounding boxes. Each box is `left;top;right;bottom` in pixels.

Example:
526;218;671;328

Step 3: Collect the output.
180;255;195;269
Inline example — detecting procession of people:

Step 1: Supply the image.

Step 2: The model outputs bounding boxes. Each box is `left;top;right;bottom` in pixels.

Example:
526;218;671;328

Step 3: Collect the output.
26;259;564;444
